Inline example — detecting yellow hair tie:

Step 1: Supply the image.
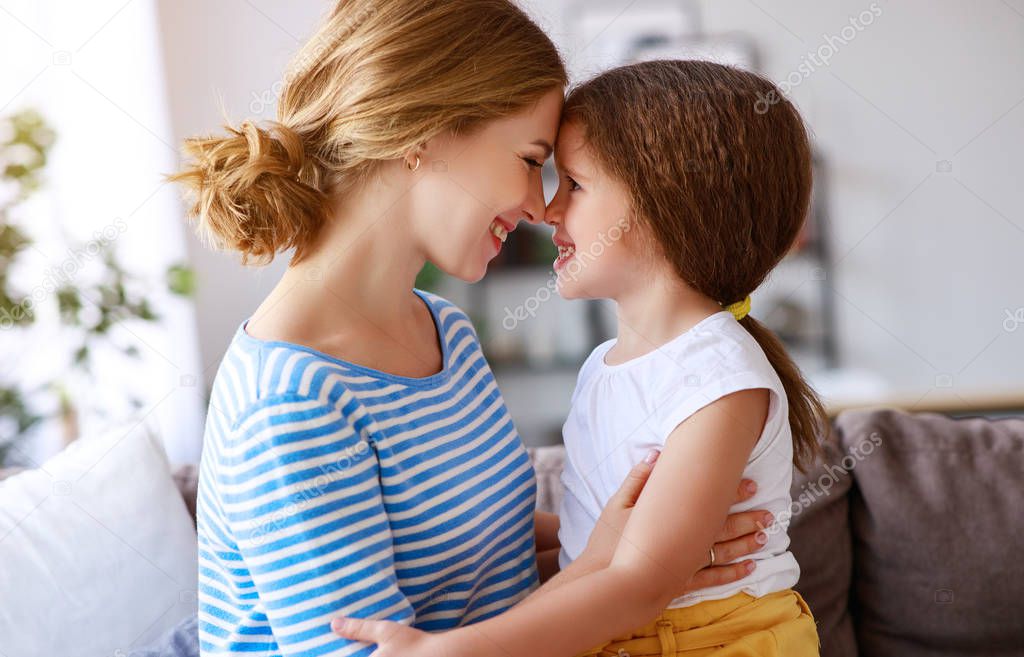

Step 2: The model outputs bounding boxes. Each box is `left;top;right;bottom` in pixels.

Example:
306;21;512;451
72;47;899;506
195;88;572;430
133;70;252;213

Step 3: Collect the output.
724;295;751;321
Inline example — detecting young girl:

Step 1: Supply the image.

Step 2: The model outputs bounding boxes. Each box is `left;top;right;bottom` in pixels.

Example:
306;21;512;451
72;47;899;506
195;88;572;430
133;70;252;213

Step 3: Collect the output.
334;59;826;656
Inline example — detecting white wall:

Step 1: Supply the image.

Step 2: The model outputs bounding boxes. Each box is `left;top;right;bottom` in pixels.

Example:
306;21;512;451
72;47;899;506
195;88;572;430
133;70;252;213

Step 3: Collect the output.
2;0;205;463
532;0;1024;401
156;0;326;385
157;0;1024;418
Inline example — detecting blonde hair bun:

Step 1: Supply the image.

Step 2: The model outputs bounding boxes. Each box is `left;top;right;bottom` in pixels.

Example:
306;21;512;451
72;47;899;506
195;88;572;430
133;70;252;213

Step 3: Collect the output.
168;119;326;265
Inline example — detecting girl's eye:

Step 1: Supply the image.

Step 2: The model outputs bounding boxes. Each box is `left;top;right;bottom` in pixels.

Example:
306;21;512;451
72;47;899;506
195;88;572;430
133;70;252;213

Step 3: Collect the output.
522;157;544;170
566;176;581;192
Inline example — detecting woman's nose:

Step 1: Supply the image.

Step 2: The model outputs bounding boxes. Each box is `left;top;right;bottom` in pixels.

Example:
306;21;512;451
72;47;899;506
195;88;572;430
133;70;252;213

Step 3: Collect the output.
521;209;543;225
519;174;547;225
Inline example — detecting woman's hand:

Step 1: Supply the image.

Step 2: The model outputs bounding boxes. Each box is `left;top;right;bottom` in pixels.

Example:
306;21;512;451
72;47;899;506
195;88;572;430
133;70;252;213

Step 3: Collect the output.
582;449;773;592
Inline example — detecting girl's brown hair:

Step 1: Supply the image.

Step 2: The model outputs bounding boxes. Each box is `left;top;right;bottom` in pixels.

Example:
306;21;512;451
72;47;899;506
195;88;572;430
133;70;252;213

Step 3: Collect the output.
167;0;567;265
564;60;826;471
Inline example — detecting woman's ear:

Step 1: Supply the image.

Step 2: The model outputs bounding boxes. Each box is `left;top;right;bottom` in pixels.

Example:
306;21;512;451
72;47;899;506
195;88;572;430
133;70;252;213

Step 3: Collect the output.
404;153;422;171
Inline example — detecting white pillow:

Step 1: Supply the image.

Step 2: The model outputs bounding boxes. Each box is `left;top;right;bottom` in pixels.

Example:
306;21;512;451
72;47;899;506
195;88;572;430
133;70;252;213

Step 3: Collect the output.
0;418;198;656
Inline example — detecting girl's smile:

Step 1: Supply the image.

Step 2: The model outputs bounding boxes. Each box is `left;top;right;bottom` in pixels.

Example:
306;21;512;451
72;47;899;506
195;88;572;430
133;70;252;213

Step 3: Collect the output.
552;235;576;271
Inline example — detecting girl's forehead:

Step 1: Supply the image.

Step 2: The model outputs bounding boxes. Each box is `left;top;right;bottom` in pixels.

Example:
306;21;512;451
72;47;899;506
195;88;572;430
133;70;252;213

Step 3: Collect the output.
553;121;585;153
553;123;593;169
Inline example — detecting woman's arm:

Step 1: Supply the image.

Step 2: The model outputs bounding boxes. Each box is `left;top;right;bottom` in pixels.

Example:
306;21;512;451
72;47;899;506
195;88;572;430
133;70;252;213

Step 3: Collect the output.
224;395;415;655
535;510;561;552
334;388;771;657
535;547;563;584
535;510;561;583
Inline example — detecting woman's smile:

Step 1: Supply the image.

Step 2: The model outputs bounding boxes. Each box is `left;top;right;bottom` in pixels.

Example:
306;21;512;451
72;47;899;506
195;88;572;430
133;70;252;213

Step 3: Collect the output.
489;216;516;253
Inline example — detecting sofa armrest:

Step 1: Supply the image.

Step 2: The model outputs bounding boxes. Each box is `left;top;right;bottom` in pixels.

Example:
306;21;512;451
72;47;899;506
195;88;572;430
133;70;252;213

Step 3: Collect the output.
526;445;566;515
172;463;199;528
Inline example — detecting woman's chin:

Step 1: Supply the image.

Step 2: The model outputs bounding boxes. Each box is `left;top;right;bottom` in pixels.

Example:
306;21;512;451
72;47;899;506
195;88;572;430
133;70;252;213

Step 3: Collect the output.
464;268;487;284
445;260;489;284
424;251;487;284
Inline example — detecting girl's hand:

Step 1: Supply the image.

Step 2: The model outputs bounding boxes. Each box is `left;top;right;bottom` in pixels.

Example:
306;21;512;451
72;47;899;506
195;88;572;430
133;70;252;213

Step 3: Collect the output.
582;449;773;591
331;617;453;657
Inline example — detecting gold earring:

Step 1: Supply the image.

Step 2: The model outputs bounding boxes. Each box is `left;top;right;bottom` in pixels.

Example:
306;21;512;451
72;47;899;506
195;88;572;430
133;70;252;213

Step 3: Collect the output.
406;155;421;172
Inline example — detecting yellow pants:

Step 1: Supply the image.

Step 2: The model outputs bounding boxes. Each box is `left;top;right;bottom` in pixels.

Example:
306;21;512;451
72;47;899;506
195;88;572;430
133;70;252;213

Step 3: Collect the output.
575;588;820;657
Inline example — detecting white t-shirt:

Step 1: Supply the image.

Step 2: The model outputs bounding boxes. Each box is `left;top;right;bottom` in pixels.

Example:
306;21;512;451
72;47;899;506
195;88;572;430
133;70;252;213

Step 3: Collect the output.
557;310;800;608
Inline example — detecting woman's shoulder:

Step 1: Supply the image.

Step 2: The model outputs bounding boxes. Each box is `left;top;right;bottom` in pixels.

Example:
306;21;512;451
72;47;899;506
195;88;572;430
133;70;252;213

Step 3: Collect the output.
414;288;484;347
414;288;472;325
213;326;360;429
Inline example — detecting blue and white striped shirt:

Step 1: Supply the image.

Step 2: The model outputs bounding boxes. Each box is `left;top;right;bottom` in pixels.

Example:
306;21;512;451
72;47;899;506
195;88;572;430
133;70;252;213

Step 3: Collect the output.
196;290;539;655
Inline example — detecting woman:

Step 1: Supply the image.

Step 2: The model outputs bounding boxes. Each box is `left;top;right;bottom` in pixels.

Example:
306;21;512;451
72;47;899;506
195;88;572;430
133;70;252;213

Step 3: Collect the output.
169;1;771;654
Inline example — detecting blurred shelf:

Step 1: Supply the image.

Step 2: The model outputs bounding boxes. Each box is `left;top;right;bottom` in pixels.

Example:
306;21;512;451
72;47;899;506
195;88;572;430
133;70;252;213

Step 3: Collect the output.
488;360;583;375
826;389;1024;418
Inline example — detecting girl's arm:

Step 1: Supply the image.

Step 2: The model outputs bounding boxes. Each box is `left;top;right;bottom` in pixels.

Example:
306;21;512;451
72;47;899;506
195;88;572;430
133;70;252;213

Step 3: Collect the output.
532;460;768;599
334;387;770;657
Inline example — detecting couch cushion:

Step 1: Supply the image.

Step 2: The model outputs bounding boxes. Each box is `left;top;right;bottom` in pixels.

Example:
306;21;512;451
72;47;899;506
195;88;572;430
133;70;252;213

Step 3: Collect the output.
528;445;566;515
837;408;1024;656
787;429;857;657
0;466;25;481
0;419;199;655
172;463;199;528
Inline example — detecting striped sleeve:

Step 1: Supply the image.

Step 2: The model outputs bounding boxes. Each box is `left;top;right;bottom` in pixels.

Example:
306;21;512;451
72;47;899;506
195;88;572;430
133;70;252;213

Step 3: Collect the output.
221;393;415;656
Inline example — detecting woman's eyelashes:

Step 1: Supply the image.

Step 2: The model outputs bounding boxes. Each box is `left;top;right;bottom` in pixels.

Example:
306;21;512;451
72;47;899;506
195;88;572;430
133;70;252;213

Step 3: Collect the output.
522;156;545;169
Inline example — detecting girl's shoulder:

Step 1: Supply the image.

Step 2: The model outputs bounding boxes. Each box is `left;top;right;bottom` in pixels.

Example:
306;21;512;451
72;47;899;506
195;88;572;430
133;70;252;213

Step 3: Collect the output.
665;312;776;378
581;338;616;372
627;313;785;415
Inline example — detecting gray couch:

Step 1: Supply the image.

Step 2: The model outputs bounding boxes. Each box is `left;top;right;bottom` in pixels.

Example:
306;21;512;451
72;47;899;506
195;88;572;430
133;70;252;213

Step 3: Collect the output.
10;408;1022;656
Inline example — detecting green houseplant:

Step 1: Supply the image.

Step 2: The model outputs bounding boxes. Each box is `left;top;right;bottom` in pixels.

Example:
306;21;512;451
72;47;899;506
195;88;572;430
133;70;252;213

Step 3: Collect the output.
0;108;196;466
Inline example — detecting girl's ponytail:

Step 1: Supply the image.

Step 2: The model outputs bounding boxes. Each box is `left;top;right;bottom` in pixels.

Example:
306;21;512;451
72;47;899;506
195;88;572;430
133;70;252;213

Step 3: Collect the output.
737;314;827;472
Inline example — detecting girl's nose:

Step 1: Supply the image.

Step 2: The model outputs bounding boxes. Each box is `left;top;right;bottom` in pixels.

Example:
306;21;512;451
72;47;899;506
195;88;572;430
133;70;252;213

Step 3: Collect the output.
543;204;561;226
